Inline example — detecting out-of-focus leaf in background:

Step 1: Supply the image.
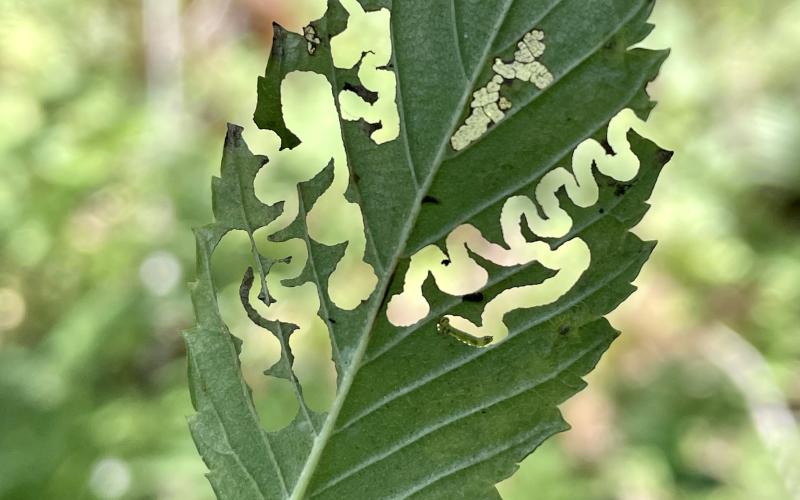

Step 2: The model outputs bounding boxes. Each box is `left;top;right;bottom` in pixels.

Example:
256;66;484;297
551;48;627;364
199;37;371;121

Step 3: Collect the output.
0;0;798;499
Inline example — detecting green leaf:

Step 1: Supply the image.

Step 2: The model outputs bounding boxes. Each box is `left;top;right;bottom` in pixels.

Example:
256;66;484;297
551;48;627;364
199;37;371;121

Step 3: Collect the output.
185;0;671;498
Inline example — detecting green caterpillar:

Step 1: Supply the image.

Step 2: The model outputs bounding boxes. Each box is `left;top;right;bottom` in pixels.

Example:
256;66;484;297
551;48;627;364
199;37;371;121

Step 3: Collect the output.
436;317;493;348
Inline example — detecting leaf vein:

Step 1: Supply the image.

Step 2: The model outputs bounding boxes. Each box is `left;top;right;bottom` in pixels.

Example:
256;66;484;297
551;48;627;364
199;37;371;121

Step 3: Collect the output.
451;0;649;161
287;2;518;497
391;419;562;499
339;243;643;433
298;194;344;376
410;0;652;255
188;347;275;499
311;335;603;497
450;0;468;79
388;2;420;190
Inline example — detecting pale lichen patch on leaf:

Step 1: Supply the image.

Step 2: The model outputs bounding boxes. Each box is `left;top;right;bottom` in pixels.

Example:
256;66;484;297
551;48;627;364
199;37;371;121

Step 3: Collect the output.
450;29;554;152
492;30;554;88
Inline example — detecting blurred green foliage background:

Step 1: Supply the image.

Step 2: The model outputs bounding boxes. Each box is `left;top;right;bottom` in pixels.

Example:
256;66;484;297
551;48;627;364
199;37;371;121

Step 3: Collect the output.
1;0;798;499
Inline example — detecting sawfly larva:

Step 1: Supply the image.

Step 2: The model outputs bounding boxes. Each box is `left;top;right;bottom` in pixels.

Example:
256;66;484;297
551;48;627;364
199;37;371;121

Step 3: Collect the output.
436;317;493;348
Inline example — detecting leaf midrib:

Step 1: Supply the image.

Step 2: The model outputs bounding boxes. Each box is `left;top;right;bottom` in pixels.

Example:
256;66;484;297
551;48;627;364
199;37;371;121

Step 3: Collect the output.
287;1;518;497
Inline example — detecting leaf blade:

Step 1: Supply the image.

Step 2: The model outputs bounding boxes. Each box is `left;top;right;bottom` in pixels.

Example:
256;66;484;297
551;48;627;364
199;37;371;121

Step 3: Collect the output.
187;1;671;498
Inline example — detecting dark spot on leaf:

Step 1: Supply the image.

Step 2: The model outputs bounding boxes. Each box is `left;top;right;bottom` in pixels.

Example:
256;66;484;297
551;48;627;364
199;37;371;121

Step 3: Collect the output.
362;121;383;135
352;173;361;183
343;81;378;105
422;195;440;205
659;149;675;164
328;317;337;325
462;292;484;303
271;22;285;46
224;124;244;148
598;208;605;214
559;325;571;336
441;259;451;267
614;183;633;197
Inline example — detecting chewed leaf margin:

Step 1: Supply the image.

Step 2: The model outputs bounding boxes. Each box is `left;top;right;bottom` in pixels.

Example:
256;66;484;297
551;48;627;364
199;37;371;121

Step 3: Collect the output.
184;126;322;499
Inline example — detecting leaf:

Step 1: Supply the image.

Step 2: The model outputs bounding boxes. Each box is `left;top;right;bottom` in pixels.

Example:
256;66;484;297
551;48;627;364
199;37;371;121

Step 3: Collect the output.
185;0;672;499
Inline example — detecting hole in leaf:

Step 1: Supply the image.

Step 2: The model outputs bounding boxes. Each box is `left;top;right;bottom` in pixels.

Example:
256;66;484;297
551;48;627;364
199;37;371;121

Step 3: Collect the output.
462;292;485;303
330;0;399;144
388;109;652;345
343;81;379;105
